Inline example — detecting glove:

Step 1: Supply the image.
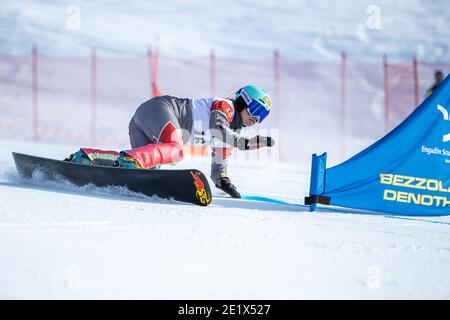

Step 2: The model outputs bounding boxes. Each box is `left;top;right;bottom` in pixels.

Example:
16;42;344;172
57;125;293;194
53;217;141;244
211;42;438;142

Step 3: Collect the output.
237;135;275;151
113;152;141;169
215;177;241;198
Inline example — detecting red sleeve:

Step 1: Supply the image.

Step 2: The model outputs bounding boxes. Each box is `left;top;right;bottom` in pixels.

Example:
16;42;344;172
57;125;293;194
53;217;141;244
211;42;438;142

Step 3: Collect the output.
211;100;235;123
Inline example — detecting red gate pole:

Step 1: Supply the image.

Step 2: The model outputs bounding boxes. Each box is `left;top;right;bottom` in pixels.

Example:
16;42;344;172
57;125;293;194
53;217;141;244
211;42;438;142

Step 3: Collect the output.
340;52;347;158
413;56;419;107
32;45;38;142
91;47;97;145
210;49;216;97
383;54;389;133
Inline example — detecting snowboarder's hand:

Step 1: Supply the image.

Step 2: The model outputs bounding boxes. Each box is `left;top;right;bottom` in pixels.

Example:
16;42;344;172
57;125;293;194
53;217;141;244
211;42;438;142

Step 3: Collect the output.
215;177;241;198
237;136;275;150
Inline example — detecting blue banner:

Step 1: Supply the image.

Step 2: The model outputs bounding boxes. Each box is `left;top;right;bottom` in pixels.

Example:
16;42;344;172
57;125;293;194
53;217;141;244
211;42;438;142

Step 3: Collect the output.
308;75;450;216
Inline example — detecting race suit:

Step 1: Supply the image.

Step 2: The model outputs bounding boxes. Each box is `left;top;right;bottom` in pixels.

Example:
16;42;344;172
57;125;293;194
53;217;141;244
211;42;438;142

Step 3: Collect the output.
126;95;244;184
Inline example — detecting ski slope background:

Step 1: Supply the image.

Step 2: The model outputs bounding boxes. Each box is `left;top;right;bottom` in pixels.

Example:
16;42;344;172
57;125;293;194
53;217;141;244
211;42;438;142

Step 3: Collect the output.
1;0;450;62
1;0;450;299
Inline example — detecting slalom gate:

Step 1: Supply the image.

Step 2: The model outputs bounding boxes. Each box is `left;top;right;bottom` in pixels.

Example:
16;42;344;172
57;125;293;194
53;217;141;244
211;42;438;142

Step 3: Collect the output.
306;75;450;216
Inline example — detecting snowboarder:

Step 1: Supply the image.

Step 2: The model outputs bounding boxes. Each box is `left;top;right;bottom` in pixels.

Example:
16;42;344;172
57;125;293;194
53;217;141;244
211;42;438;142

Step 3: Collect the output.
66;85;275;198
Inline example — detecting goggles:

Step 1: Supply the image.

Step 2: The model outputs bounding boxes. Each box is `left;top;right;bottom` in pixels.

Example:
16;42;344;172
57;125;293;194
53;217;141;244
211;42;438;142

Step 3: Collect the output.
246;100;270;123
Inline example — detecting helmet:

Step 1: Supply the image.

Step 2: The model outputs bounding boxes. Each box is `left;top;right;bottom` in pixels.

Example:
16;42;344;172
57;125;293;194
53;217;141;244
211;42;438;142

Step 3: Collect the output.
234;85;272;123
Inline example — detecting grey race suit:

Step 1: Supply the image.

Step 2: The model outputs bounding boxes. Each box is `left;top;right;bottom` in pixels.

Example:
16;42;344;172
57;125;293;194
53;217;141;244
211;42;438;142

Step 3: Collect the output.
128;95;243;184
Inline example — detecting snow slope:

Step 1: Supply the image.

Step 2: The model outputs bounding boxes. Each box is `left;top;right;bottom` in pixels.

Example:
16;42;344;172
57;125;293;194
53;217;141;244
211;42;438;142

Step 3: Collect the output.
1;0;449;62
1;139;450;299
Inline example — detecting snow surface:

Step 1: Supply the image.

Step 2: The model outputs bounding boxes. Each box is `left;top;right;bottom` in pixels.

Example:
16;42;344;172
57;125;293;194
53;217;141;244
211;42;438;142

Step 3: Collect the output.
1;139;450;299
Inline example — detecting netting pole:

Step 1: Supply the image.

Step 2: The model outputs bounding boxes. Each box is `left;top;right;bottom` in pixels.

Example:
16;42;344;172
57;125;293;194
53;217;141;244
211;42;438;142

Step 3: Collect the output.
273;49;280;111
413;56;419;107
273;49;280;160
340;52;347;159
91;47;97;146
210;49;216;97
383;54;389;133
32;45;38;142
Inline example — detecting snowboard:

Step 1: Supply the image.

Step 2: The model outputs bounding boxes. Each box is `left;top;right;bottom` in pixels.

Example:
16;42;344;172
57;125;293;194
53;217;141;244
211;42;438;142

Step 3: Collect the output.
12;152;212;206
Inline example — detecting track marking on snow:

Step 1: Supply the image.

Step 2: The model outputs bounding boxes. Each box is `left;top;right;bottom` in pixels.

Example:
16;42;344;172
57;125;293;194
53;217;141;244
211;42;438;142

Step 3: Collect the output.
217;194;450;226
383;216;450;226
212;196;304;213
